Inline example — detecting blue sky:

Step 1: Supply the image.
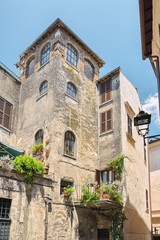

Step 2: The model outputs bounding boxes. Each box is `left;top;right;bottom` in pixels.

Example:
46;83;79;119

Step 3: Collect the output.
1;0;159;135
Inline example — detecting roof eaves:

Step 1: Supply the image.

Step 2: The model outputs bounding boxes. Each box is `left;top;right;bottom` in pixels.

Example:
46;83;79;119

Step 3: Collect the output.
97;67;121;83
19;18;105;67
0;61;21;83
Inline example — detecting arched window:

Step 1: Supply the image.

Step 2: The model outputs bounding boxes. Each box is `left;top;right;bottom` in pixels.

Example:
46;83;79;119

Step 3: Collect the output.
40;43;50;66
26;57;35;77
64;131;75;157
66;44;78;67
67;82;77;99
39;81;48;95
84;59;94;80
35;129;44;144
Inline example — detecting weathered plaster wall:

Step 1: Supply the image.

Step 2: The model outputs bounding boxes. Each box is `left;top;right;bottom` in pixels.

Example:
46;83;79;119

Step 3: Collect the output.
98;73;122;169
0;66;20;146
120;71;151;240
149;140;160;234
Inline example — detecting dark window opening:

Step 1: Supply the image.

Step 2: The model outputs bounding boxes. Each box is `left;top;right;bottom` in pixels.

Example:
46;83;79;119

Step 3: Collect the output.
98;229;109;240
35;129;43;144
60;179;74;194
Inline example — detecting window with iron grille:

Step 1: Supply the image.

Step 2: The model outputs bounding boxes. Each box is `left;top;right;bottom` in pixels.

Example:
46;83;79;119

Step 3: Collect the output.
26;57;35;77
67;82;77;99
127;114;132;136
100;109;112;133
66;44;78;67
0;97;12;130
39;81;48;96
0;198;11;240
40;43;50;66
64;131;75;157
84;59;94;80
60;179;74;194
35;129;44;144
100;79;112;104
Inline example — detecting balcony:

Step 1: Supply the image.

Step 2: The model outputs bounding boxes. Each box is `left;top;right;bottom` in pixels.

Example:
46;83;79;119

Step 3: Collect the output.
64;182;123;210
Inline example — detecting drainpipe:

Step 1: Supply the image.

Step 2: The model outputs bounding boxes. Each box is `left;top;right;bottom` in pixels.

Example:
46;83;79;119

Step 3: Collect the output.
44;197;52;240
96;81;100;170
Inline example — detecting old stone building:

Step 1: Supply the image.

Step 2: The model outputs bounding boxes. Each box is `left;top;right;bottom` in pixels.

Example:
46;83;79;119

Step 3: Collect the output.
0;19;152;240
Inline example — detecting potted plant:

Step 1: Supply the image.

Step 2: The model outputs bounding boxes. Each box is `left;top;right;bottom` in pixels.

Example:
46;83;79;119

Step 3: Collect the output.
81;186;100;205
63;185;74;199
31;143;44;155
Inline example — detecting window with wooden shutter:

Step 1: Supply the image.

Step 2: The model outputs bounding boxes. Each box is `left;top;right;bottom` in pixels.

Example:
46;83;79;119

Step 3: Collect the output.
0;97;12;130
100;109;112;133
100;79;112;104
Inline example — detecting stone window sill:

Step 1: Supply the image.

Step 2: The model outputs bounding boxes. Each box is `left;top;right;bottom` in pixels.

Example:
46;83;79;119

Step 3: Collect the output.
0;125;12;134
99;129;113;137
65;93;79;103
38;60;50;71
36;92;48;101
66;61;79;73
63;154;76;160
99;99;113;108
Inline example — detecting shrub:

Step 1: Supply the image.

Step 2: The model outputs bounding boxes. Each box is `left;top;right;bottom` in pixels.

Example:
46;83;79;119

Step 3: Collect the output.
13;155;45;184
81;186;100;205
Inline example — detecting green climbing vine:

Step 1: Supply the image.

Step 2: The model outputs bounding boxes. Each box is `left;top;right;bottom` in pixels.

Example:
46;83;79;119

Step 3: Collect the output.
108;154;126;180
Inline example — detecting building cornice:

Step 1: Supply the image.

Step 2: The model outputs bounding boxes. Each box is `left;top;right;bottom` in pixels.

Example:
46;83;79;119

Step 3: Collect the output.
18;18;105;68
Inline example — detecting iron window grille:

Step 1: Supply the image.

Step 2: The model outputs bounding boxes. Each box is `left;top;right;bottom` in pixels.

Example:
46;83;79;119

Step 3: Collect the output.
40;44;50;66
0;198;11;240
66;44;78;67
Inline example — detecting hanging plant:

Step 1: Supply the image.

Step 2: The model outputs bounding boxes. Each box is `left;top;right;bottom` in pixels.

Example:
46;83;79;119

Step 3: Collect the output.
108;155;126;180
13;155;45;184
31;143;44;155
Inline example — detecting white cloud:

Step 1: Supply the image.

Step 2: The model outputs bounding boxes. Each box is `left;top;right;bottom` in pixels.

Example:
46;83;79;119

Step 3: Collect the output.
142;93;160;125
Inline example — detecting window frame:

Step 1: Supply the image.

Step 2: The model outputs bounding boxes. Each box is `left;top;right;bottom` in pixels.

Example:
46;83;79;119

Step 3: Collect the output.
0;198;11;240
40;43;51;66
0;97;12;130
127;114;132;136
60;179;74;195
39;81;48;96
84;59;94;80
64;131;76;157
100;79;112;104
66;43;78;68
145;189;149;212
66;82;77;99
100;109;112;134
26;57;35;78
35;129;44;144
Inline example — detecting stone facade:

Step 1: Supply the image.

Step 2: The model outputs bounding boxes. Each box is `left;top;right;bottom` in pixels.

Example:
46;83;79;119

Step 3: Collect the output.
0;19;152;240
